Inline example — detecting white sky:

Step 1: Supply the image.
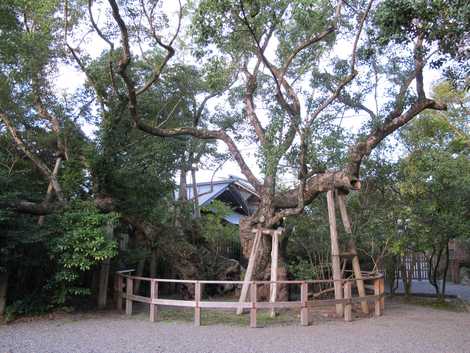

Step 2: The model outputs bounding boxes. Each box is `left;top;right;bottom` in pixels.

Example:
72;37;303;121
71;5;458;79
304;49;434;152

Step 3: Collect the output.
55;1;442;187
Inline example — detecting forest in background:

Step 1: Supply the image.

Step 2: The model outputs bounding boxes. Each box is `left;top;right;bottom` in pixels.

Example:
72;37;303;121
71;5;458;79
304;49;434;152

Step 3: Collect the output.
0;0;468;321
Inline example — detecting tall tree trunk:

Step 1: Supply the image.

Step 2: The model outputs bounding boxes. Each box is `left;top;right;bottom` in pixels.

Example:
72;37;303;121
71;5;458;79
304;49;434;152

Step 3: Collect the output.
191;166;200;219
97;222;114;309
0;271;8;316
97;259;110;309
400;252;416;298
441;241;450;299
133;258;146;295
430;245;444;296
175;165;189;232
150;248;157;278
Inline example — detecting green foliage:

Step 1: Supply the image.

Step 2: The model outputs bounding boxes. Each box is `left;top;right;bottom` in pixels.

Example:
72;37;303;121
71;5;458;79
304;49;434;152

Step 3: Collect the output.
374;0;469;58
373;0;469;87
48;201;118;304
286;202;333;279
200;200;239;243
288;258;319;280
4;291;52;322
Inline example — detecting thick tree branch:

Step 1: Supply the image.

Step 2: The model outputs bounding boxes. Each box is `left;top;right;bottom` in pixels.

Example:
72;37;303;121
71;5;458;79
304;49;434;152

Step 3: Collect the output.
0;112;65;202
414;34;426;100
136;122;262;192
274;170;355;209
0;200;62;215
346;98;447;178
242;67;266;144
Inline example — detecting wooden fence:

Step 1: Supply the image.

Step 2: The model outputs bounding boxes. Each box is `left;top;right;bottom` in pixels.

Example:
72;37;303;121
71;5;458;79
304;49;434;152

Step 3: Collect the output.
396;254;429;280
114;270;385;328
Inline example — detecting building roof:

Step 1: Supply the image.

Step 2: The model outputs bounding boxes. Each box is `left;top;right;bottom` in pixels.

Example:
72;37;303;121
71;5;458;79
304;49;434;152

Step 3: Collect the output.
174;176;259;225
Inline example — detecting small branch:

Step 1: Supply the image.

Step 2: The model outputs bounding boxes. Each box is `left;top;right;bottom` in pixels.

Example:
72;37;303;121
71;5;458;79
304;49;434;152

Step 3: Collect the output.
88;0;117;93
307;0;374;125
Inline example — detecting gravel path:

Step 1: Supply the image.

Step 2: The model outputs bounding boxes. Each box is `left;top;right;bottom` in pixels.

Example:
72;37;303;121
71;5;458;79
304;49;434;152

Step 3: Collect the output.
1;301;470;353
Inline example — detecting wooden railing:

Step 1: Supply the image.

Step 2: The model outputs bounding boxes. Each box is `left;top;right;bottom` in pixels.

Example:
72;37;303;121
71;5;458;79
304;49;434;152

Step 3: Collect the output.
114;270;385;328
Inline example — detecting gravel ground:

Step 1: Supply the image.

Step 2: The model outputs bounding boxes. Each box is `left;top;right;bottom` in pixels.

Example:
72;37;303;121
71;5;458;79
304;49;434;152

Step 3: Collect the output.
1;300;470;353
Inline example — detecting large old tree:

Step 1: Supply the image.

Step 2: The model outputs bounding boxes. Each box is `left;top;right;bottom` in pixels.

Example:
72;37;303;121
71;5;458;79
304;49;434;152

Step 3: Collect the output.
85;0;466;292
1;0;468;303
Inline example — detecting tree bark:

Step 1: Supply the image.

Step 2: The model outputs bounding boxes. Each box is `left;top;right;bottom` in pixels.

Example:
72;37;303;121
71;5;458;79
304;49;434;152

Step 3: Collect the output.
97;259;111;309
191;167;200;218
133;258;146;295
97;222;114;309
0;271;8;317
441;241;450;298
400;252;416;298
38;157;62;225
149;248;157;278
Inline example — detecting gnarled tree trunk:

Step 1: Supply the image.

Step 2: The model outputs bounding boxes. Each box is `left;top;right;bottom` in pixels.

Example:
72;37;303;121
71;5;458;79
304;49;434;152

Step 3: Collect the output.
0;271;8;317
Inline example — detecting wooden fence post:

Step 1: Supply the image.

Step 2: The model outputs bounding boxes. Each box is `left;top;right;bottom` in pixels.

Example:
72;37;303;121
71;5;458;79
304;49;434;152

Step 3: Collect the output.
344;281;352;322
300;282;309;326
194;281;201;326
126;277;133;315
150;280;158;322
374;278;381;317
116;274;123;311
250;282;257;328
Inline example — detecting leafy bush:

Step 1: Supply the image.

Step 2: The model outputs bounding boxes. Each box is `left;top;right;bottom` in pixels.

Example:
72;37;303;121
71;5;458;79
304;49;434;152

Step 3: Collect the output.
48;201;119;304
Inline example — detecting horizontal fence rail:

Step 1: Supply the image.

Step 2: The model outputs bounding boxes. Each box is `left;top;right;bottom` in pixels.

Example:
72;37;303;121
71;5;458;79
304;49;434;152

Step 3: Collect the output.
114;270;385;328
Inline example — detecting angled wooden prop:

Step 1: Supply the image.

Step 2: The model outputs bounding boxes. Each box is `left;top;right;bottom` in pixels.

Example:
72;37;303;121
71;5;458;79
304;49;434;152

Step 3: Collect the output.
336;192;369;314
237;227;262;315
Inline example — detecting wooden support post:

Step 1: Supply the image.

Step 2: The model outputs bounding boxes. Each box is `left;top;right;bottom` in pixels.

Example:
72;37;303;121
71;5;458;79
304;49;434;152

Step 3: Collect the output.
194;281;201;326
237;229;262;315
380;277;385;311
269;229;279;318
116;274;123;311
250;282;257;328
300;282;309;326
337;192;369;314
374;278;382;317
150;280;158;322
126;277;133;315
326;190;344;317
344;281;352;322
